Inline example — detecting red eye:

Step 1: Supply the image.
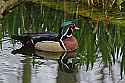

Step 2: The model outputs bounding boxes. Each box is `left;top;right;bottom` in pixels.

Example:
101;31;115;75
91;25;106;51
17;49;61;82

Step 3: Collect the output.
73;24;77;29
68;24;79;30
69;25;74;29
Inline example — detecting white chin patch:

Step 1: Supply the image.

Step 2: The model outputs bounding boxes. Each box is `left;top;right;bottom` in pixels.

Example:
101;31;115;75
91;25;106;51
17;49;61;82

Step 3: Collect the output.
75;27;79;29
67;34;72;37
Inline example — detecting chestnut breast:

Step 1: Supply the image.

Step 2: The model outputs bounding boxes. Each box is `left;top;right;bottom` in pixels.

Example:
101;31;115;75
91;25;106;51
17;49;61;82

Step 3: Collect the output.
63;36;78;51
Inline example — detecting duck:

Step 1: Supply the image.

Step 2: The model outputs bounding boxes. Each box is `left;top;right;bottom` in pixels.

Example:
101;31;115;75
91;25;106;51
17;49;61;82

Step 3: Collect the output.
12;20;79;52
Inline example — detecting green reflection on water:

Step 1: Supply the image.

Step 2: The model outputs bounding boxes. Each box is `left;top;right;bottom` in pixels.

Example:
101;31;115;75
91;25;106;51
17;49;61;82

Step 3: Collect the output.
23;56;32;83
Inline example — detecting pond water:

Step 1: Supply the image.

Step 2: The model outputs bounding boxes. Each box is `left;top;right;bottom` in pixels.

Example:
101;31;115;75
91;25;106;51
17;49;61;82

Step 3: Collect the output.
1;1;125;83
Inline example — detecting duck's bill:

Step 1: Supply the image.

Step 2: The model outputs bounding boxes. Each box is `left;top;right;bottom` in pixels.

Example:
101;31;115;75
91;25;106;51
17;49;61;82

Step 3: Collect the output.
75;27;79;30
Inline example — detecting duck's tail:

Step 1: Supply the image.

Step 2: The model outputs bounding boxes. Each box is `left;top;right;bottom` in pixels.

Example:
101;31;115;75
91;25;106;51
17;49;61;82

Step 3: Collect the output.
11;35;31;43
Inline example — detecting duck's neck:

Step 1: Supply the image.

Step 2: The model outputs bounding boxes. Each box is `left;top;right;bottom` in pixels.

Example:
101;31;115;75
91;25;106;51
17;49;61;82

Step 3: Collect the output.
58;27;73;40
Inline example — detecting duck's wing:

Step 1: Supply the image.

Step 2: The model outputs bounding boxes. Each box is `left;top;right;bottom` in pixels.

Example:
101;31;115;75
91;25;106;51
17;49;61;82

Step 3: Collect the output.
31;32;59;43
23;32;57;37
11;32;59;43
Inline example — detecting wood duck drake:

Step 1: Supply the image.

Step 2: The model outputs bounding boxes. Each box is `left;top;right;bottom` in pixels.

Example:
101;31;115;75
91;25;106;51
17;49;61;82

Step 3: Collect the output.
12;21;79;52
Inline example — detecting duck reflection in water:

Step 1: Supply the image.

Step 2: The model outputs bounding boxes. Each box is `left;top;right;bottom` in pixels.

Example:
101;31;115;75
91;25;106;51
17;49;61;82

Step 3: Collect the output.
11;46;79;73
58;52;79;73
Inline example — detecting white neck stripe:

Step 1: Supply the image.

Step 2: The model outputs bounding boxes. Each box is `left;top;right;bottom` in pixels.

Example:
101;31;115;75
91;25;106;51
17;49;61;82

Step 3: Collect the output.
67;34;72;37
59;27;70;51
61;27;69;39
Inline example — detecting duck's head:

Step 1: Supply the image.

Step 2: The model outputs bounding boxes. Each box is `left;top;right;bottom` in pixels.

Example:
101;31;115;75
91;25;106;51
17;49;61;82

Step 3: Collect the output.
58;21;79;39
